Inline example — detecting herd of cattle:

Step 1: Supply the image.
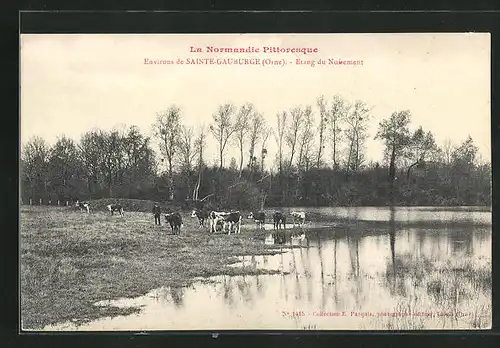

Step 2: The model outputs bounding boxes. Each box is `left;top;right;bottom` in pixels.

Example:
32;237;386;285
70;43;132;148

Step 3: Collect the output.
191;210;306;233
73;200;307;236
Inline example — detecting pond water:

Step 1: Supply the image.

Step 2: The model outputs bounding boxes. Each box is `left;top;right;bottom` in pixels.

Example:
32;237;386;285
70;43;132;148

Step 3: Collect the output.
290;205;491;224
43;206;492;331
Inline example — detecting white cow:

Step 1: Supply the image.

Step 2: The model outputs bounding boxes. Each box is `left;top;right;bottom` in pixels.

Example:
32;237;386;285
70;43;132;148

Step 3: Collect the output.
290;211;306;227
75;200;90;213
209;211;242;235
107;204;124;216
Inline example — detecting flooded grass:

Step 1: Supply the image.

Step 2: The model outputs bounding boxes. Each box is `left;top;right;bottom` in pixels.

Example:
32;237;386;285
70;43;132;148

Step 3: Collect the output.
371;256;492;330
20;206;288;330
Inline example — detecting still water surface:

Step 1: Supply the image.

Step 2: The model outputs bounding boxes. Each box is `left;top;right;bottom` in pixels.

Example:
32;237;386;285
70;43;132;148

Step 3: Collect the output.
44;206;492;331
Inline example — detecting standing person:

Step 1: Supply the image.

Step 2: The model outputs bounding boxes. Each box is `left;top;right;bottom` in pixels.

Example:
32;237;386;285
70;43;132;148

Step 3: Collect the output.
153;203;161;225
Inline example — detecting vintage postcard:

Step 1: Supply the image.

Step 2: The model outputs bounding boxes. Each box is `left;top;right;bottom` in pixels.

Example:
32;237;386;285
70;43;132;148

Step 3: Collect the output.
20;33;491;331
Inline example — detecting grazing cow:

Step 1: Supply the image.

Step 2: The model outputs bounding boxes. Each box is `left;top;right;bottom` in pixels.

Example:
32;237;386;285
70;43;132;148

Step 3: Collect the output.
165;212;183;234
222;211;242;235
272;212;286;242
209;211;228;233
210;211;242;235
290;211;306;227
191;209;210;228
75;200;90;213
248;211;265;229
107;204;124;216
272;212;286;230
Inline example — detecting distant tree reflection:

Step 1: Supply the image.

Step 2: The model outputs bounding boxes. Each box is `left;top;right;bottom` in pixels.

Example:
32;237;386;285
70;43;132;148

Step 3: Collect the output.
169;286;185;308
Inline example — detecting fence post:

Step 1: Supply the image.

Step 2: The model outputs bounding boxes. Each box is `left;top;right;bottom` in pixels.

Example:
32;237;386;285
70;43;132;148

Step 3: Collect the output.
66;201;69;206
57;200;60;206
29;198;32;205
40;198;42;205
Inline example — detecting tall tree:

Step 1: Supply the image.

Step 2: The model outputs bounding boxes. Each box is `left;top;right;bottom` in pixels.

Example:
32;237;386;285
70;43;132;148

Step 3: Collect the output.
210;103;237;169
47;136;81;200
345;100;370;172
274;111;288;174
406;127;438;179
442;138;454;166
316;95;328;168
154;106;181;200
234;103;253;177
193;125;207;200
286;106;305;168
21;136;51;202
297;106;315;170
79;130;107;198
258;127;272;210
121;126;156;197
328;95;347;168
103;130;125;197
451;135;478;168
123;126;155;176
260;127;271;173
177;125;198;172
450;135;480;203
79;129;126;198
248;112;265;171
375;110;412;184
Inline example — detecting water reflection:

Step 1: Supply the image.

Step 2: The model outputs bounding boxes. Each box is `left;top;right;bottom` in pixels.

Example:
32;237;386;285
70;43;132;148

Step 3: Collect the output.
332;234;339;307
222;275;234;307
169;287;185;308
317;233;326;310
292;206;491;224
388;205;397;295
236;275;253;306
449;225;474;255
44;207;491;331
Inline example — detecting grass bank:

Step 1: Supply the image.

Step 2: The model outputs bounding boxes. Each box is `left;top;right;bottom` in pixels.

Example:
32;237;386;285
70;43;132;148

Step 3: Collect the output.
20;206;289;330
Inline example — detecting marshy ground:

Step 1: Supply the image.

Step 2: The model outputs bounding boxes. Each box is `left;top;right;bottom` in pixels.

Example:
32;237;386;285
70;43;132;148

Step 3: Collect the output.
20;204;491;330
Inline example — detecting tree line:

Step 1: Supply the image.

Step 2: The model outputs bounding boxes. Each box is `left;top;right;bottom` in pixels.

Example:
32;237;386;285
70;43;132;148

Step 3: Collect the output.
20;95;491;209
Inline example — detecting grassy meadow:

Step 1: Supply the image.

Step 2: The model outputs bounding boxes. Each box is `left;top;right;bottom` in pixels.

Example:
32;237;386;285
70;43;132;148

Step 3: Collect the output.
20;203;290;330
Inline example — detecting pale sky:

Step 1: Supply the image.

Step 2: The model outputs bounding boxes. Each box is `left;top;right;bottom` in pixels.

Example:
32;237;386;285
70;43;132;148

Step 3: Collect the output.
20;33;491;169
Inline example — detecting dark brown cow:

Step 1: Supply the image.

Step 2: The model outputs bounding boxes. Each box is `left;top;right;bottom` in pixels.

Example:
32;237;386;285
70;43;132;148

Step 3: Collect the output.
273;212;286;230
191;209;210;228
248;211;265;229
165;212;183;234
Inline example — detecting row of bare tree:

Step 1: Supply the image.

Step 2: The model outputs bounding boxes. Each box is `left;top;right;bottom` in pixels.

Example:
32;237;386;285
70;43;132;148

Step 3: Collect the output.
20;94;490;208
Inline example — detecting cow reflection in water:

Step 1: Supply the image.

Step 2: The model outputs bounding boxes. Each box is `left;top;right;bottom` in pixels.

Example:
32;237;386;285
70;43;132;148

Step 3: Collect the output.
269;232;306;245
274;232;287;244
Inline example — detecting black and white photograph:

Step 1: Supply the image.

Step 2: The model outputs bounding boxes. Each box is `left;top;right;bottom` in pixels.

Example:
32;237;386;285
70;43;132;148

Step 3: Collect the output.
19;33;492;331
